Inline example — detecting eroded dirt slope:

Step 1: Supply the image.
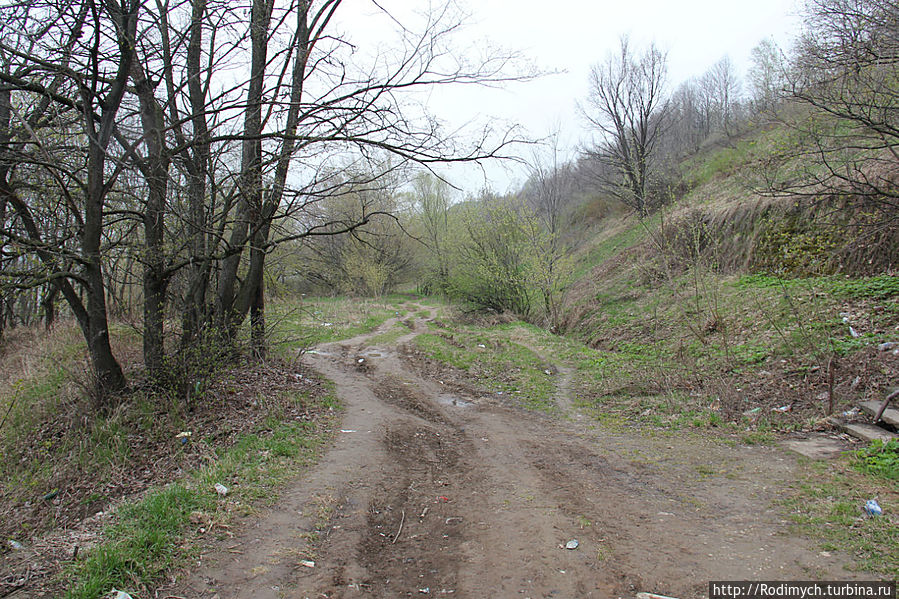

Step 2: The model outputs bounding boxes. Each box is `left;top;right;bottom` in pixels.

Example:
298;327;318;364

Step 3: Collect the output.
171;307;860;599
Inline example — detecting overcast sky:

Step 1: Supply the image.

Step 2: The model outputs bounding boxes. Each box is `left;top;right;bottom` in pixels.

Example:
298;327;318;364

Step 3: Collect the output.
336;0;802;195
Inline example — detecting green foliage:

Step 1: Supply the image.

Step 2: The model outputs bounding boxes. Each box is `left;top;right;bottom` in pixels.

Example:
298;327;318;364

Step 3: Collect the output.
274;184;414;297
448;199;538;317
854;440;899;481
730;343;770;365
440;196;572;326
0;334;84;508
738;273;899;300
340;241;393;297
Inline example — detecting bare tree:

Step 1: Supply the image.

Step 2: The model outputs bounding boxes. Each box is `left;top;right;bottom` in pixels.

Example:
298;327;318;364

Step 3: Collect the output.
702;56;742;137
748;38;788;112
667;80;707;155
582;37;670;217
524;129;574;328
0;0;138;397
205;0;528;356
413;172;455;295
763;0;899;222
0;0;529;401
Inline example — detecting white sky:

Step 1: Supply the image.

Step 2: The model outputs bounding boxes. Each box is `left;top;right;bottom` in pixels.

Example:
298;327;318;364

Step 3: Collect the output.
335;0;802;195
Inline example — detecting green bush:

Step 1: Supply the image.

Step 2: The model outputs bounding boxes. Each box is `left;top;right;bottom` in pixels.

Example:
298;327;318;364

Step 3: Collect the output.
448;200;537;317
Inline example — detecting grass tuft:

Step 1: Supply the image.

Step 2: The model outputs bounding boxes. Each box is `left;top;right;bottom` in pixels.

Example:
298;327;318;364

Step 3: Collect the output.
854;440;899;481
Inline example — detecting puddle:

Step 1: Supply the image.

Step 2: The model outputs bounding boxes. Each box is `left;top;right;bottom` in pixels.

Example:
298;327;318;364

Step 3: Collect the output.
436;394;472;408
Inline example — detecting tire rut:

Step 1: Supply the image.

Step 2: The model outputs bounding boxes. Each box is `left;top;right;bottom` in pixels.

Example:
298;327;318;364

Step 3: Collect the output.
170;305;868;599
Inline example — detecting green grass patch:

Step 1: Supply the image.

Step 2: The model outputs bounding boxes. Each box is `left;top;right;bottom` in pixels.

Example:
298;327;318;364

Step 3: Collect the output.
854;440;899;481
737;273;899;300
270;297;397;350
362;324;409;348
64;386;340;598
412;324;557;412
573;218;651;279
65;484;207;599
414;333;479;370
782;460;899;575
740;430;776;446
682;137;758;188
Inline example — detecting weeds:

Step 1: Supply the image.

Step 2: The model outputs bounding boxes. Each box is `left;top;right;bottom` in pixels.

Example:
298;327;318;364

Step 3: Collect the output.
783;460;899;576
854;440;899;481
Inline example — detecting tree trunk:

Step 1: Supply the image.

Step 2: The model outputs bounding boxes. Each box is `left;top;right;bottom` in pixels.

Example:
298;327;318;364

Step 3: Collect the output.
83;149;127;397
133;61;172;380
0;84;9;344
214;0;272;342
180;0;212;348
222;1;315;352
76;0;140;400
251;277;265;359
43;284;58;329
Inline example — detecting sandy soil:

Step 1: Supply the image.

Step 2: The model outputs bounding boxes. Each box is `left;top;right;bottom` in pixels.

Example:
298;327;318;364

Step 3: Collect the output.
170;307;862;599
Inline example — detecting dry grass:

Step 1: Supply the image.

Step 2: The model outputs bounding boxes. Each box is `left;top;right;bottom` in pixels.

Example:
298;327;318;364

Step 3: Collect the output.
0;322;81;396
0;315;338;597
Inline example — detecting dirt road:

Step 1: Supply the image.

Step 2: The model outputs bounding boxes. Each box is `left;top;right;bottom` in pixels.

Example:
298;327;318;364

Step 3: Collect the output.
175;308;859;598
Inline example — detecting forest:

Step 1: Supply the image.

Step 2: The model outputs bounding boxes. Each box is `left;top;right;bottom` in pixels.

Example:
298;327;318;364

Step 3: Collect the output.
1;0;898;597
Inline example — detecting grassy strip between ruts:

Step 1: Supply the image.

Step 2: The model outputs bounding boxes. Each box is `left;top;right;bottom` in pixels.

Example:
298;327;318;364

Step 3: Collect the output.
269;296;404;351
411;321;557;413
63;384;340;599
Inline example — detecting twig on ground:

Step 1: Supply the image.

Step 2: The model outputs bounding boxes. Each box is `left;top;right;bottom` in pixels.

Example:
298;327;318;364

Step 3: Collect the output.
392;509;405;544
0;395;18;431
874;388;899;423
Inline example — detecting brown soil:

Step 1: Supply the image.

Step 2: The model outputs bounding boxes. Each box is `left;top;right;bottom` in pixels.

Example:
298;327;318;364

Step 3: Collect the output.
166;307;865;599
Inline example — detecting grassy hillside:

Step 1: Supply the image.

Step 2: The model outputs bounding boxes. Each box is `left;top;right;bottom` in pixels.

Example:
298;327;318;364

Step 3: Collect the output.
559;121;899;432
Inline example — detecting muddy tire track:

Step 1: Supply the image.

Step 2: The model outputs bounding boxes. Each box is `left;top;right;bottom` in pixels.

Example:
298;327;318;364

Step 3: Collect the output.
169;306;866;599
